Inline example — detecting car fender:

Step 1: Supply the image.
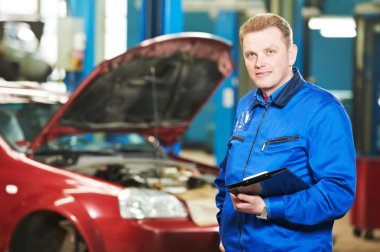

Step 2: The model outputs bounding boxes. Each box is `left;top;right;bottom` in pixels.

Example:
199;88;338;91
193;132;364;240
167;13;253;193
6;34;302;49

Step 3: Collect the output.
4;189;113;252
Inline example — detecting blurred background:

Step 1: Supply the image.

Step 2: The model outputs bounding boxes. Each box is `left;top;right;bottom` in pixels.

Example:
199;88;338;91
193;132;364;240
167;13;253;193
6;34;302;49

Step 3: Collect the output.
1;0;380;250
1;0;378;163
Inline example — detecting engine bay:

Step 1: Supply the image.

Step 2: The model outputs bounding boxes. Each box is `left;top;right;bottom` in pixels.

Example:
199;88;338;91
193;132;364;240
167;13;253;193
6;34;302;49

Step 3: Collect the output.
62;155;215;194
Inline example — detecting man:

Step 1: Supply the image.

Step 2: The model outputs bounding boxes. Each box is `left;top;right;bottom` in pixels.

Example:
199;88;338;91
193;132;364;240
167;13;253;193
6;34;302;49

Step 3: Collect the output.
215;13;356;251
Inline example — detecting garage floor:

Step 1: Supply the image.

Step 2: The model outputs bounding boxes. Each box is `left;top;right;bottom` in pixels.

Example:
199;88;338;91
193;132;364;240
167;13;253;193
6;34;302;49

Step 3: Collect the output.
180;149;380;252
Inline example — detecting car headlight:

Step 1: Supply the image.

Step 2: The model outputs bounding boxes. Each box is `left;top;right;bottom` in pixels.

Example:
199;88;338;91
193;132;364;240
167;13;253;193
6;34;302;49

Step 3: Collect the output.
118;188;188;219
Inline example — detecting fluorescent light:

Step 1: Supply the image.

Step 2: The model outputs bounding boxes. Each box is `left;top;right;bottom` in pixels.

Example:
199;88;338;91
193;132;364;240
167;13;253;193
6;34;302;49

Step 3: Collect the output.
308;16;356;38
320;27;356;38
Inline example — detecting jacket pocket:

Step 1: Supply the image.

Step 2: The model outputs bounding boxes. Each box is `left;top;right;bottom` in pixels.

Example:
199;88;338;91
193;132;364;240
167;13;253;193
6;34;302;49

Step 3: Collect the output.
261;136;299;151
227;134;246;146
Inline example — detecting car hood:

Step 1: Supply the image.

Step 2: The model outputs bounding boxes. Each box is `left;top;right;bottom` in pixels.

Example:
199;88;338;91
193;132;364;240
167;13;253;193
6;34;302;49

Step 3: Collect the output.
30;32;233;150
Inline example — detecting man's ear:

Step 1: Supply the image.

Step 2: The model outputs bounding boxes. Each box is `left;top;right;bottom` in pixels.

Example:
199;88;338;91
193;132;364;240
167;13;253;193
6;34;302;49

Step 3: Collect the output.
288;44;298;66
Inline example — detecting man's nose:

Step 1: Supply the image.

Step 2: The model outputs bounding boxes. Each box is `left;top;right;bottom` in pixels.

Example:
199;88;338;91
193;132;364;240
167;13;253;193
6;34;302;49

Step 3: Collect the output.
255;56;265;68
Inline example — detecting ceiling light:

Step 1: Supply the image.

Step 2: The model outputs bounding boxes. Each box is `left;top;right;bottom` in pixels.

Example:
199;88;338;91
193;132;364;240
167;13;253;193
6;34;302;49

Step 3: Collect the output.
308;16;356;38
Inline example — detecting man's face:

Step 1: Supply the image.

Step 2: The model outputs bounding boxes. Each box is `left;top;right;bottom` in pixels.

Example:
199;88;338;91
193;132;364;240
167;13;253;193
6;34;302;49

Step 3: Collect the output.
242;26;297;96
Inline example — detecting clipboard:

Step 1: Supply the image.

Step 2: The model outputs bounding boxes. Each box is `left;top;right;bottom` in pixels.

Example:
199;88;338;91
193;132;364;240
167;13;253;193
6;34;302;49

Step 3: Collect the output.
226;168;310;198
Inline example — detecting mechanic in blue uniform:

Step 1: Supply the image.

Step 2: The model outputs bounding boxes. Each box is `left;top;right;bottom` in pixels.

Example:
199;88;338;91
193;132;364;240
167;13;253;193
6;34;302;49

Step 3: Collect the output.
215;13;356;252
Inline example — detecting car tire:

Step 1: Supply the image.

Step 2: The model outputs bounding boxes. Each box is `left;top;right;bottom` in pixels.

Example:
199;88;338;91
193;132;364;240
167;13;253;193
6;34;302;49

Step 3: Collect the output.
9;212;88;252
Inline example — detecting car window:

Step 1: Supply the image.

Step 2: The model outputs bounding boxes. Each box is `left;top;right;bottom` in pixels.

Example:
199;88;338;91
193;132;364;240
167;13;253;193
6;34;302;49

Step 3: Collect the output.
0;108;25;149
0;103;60;150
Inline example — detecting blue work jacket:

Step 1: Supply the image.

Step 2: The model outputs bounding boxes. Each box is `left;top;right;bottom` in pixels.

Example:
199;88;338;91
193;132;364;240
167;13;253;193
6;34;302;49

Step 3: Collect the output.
215;68;356;251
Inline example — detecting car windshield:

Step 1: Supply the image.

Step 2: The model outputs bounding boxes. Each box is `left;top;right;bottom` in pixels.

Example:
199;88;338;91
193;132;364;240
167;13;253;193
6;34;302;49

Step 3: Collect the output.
32;132;165;168
0;102;164;161
36;132;159;154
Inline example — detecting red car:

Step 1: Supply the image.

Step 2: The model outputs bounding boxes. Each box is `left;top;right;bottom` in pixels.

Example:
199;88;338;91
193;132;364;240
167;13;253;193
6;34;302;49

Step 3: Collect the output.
0;33;233;252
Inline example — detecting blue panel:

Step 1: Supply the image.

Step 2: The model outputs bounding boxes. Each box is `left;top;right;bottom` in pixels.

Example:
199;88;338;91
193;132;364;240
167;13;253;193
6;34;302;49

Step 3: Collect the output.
310;30;354;90
323;0;369;15
140;0;182;39
307;0;373;93
162;0;183;34
293;0;305;73
140;0;162;40
182;102;215;151
184;12;214;33
127;0;142;48
214;11;239;165
140;0;155;40
140;0;147;40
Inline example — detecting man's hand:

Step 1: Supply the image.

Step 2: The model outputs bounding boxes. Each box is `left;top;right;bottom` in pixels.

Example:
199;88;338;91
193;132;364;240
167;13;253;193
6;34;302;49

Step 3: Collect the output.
230;193;265;215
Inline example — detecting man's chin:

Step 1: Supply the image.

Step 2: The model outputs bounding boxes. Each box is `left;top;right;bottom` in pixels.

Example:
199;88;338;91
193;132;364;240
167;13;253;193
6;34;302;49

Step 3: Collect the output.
254;81;272;90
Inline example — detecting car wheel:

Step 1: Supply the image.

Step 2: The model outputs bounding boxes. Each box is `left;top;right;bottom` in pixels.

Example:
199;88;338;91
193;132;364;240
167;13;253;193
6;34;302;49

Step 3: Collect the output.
35;220;88;252
9;212;88;252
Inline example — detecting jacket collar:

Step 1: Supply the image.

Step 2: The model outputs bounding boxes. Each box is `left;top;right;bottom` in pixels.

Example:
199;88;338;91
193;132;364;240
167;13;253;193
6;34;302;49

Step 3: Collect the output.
251;67;304;109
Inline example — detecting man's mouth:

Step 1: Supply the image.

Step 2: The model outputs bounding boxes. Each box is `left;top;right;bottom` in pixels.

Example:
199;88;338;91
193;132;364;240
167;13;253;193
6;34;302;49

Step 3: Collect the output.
256;71;271;78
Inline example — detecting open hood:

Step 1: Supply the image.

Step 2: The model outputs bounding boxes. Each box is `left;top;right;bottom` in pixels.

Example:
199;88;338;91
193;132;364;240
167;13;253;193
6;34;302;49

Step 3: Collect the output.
30;32;233;150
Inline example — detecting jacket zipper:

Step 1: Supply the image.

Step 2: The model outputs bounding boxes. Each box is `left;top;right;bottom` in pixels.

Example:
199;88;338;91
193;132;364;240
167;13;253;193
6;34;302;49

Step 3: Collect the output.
238;105;269;252
261;136;300;151
242;105;269;178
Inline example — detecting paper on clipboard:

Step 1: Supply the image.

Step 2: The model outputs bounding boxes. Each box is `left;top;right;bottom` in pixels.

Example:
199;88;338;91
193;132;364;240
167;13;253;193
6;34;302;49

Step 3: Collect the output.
226;168;310;198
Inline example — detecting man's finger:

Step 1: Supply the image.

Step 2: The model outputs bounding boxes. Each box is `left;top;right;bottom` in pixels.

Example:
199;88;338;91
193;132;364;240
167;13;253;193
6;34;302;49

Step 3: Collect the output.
237;193;254;203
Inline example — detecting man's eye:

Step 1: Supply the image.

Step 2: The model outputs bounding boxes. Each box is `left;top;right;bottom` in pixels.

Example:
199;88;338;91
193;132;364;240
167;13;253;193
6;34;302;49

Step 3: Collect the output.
266;49;275;55
245;52;255;58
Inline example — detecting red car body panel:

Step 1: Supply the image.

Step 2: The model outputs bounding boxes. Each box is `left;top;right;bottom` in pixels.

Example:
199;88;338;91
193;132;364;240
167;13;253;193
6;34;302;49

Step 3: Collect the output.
0;137;220;251
0;138;111;251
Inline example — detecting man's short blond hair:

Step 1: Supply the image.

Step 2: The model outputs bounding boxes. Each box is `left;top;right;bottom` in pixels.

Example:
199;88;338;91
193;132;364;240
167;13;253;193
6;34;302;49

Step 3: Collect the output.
239;13;293;48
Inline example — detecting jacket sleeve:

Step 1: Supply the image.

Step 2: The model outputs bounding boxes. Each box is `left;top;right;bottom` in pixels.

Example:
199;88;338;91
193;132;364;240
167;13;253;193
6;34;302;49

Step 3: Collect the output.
266;101;356;225
215;152;228;225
